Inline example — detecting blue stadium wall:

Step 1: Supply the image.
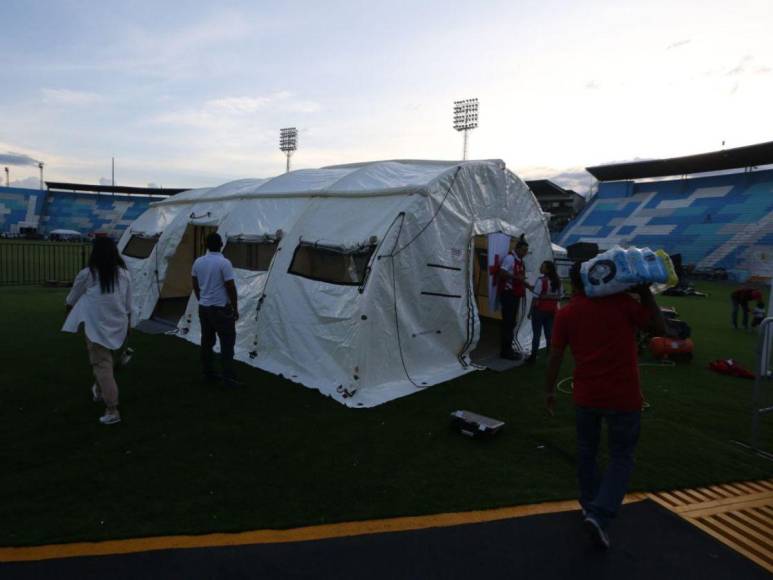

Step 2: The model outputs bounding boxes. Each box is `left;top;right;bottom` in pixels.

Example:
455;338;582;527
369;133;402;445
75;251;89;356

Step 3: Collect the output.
0;186;157;237
0;187;47;234
558;168;773;277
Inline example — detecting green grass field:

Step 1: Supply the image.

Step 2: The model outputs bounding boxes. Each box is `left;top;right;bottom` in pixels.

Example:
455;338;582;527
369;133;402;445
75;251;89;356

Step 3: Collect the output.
1;282;771;547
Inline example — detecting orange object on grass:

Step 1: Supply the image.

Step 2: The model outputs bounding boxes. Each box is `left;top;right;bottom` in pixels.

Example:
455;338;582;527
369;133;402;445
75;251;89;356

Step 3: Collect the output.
649;336;694;360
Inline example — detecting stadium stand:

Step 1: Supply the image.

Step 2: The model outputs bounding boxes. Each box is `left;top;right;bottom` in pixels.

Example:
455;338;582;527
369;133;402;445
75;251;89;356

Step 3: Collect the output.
559;142;773;279
0;183;184;238
0;187;46;234
40;191;155;237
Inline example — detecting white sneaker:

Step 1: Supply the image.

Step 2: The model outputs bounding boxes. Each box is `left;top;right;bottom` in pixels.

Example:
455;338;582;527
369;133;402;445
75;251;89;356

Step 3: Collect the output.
91;384;103;403
583;515;610;549
99;413;121;425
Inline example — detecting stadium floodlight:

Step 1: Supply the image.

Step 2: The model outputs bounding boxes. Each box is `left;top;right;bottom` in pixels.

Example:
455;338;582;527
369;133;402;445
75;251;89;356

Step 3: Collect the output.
453;98;479;160
279;127;298;173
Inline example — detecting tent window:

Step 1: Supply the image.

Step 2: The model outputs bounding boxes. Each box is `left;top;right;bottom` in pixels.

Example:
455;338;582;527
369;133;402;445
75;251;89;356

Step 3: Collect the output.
288;242;376;286
122;234;160;259
223;240;278;272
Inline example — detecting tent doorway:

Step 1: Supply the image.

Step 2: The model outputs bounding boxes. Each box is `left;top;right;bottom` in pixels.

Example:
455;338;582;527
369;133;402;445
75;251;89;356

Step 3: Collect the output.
470;234;503;364
152;224;216;325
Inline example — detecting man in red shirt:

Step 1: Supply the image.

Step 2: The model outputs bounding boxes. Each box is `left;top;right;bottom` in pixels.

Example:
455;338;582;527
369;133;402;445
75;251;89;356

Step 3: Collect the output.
731;287;763;330
545;261;665;549
497;235;532;360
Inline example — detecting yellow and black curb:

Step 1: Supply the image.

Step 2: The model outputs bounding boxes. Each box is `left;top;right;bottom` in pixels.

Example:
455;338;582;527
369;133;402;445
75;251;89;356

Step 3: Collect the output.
1;480;770;572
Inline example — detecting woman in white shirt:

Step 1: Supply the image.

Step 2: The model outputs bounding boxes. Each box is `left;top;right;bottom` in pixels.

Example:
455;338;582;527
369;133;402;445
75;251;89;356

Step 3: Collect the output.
62;237;132;425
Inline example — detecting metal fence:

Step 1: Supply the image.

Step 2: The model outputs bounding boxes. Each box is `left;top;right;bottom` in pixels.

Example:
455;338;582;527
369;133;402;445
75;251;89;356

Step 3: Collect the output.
750;317;773;458
0;241;89;286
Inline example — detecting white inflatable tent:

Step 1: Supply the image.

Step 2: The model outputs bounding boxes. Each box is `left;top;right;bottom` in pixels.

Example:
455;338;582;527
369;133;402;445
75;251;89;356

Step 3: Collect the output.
119;159;552;407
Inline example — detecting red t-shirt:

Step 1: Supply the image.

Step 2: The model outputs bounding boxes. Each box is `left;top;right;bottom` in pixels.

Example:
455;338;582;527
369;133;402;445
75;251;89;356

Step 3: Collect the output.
534;275;559;313
732;288;762;303
551;293;652;411
499;253;526;297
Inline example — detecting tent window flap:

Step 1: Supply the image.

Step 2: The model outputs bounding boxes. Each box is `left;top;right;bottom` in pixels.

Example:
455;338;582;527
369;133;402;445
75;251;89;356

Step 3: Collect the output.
122;234;160;259
223;239;278;272
288;242;376;286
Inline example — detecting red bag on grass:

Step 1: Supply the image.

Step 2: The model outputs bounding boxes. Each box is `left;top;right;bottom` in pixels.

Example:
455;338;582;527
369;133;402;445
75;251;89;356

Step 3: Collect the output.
708;359;755;380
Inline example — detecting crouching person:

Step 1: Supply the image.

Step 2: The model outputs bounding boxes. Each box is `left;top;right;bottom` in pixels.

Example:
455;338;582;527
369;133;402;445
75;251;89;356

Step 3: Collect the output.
192;233;240;388
62;237;132;425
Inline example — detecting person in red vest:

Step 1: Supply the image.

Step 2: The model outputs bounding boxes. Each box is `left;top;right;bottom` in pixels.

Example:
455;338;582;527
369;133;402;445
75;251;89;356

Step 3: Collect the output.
526;260;562;364
497;235;532;360
731;287;763;330
544;261;665;549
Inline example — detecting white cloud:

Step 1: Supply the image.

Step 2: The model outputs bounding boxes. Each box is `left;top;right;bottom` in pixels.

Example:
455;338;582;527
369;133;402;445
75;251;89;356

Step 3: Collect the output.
41;88;103;106
113;12;256;80
9;176;41;189
207;96;273;114
152;92;321;130
666;39;691;50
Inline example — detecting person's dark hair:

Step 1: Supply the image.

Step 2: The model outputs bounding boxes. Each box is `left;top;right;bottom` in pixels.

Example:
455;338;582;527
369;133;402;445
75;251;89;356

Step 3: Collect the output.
515;234;528;250
206;232;223;252
569;260;585;295
543;260;560;292
88;237;126;294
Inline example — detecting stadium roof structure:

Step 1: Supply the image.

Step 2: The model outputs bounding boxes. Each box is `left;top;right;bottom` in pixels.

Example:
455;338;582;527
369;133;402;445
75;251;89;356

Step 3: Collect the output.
45;181;187;197
525;179;580;200
586;140;773;182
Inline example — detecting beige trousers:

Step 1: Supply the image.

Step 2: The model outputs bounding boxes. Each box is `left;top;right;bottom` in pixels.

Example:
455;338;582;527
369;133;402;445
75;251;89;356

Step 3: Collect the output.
86;338;119;408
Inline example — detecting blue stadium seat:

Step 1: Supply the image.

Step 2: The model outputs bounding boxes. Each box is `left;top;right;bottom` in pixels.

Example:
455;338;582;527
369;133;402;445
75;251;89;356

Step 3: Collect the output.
0;187;155;237
558;169;773;277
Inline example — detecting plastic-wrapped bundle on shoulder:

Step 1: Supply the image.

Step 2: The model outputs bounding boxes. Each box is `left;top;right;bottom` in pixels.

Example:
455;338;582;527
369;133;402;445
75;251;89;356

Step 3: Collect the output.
656;249;679;287
641;248;669;283
580;246;677;298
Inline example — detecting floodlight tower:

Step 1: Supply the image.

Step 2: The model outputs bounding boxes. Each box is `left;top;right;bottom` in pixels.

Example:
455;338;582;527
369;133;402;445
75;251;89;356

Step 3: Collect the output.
279;127;298;173
38;162;44;190
453;98;479;160
4;167;8;187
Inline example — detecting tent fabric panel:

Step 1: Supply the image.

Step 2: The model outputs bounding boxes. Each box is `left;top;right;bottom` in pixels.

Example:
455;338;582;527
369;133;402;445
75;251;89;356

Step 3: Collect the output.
252;194;419;403
152;186;215;206
287;193;416;248
251;168;357;195
324;160;462;194
217;197;310;241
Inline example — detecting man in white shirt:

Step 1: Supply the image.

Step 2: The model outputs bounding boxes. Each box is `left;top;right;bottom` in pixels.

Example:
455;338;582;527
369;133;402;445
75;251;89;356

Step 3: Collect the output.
192;233;239;387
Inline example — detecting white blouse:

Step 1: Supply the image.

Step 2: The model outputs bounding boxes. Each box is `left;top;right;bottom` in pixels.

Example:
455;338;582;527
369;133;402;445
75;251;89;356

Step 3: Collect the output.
62;267;132;350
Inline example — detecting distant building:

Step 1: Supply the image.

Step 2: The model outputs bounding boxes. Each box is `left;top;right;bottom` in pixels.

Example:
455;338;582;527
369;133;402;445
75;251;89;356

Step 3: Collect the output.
525;179;586;233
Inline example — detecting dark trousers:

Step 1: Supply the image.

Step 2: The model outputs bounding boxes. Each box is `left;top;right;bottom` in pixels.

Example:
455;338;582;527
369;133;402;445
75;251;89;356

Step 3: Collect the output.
199;305;236;380
530;309;555;356
500;293;522;355
731;297;749;329
576;407;641;529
